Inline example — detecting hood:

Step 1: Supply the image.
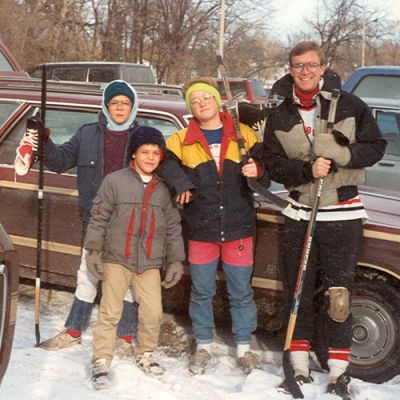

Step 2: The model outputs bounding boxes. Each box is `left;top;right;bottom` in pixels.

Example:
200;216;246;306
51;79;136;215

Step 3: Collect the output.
101;79;139;131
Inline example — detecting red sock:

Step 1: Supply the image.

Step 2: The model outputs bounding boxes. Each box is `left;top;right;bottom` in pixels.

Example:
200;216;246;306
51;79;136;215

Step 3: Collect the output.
118;335;132;344
328;347;351;362
290;339;310;352
66;329;81;338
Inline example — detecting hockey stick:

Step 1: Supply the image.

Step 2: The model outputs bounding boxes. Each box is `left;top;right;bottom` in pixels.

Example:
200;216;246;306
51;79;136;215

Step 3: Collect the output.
34;64;47;347
282;89;340;398
216;55;288;209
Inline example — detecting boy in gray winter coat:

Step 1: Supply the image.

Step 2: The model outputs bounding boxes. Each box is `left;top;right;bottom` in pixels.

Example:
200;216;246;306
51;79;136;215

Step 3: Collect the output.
85;126;185;389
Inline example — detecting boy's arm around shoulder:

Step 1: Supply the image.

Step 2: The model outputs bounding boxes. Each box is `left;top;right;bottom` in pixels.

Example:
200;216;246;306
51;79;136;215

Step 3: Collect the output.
156;131;196;196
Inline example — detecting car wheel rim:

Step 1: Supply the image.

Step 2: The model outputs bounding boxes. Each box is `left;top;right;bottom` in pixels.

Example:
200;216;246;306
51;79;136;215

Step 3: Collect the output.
350;295;396;366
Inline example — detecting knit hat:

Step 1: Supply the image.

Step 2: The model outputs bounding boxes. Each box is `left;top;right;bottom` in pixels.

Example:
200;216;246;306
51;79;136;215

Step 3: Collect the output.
126;126;166;164
104;80;136;106
184;82;222;114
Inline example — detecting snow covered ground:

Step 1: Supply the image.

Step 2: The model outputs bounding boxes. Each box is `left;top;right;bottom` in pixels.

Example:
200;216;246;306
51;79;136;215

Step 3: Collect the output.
1;284;400;400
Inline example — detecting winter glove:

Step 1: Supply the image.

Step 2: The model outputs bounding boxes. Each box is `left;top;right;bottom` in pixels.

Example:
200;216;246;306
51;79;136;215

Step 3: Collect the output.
86;250;104;280
313;133;351;167
161;262;184;289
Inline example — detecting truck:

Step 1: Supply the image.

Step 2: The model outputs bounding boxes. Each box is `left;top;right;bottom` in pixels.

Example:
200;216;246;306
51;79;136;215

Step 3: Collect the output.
343;66;400;191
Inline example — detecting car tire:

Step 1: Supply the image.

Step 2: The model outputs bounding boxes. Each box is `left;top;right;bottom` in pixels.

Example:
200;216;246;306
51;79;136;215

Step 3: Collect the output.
313;277;400;383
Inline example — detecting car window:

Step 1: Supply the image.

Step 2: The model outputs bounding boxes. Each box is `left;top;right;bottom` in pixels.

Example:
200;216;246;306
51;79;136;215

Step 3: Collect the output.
53;68;87;82
136;116;179;138
376;110;400;157
0;108;98;167
0;111;34;165
0;101;21;129
251;81;268;97
353;76;400;100
88;68;117;83
217;81;247;98
0;52;13;71
124;66;155;84
45;109;99;144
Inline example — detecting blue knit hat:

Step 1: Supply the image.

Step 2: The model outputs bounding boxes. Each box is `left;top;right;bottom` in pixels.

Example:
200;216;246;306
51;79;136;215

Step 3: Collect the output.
104;80;136;106
126;126;166;164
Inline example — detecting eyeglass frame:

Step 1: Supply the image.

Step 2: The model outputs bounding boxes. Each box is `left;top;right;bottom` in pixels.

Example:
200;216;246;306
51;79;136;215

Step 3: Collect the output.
189;94;215;108
290;62;322;73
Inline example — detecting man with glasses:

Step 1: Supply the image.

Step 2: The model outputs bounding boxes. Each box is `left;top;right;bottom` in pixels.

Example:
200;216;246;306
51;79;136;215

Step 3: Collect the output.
158;77;270;375
33;80;140;354
262;41;386;398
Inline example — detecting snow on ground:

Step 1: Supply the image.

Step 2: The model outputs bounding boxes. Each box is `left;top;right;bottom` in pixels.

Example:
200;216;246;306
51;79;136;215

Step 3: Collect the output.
1;284;400;399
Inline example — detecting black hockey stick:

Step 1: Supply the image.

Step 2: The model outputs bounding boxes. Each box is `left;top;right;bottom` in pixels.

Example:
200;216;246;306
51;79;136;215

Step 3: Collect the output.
34;64;47;347
282;89;340;398
282;176;324;398
216;55;288;209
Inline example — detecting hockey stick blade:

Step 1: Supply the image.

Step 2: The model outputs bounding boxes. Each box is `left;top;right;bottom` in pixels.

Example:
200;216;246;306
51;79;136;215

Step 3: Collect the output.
247;178;289;209
282;350;304;399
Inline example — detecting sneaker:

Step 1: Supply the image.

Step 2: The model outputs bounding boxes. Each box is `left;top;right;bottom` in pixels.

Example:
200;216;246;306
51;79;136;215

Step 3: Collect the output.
113;337;133;358
136;352;165;378
92;358;112;390
327;373;351;400
40;330;81;350
237;351;262;374
188;348;211;375
278;374;313;394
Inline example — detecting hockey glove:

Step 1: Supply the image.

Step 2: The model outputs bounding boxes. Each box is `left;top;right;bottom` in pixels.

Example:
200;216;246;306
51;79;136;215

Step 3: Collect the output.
86;250;104;280
313;133;351;167
161;262;184;289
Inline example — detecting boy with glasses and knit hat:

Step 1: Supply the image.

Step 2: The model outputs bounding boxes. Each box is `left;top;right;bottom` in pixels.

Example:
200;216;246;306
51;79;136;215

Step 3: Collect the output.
157;77;270;375
262;41;385;399
16;80;141;355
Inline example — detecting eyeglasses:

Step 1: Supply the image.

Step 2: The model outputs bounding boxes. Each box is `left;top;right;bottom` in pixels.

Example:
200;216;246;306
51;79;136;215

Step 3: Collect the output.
291;62;321;73
190;94;214;108
108;100;133;109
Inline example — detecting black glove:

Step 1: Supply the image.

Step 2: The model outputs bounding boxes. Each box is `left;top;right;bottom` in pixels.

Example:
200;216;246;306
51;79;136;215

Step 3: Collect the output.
161;262;184;289
86;250;104;280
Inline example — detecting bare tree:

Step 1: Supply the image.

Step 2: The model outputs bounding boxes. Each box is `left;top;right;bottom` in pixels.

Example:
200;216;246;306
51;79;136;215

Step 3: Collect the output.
305;0;386;75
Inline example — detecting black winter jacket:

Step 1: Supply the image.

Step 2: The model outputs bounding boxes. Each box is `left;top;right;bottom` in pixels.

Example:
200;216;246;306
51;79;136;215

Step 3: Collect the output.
263;69;386;206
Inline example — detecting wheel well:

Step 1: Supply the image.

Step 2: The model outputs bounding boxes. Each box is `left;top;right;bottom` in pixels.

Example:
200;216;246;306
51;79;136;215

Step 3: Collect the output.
355;265;400;291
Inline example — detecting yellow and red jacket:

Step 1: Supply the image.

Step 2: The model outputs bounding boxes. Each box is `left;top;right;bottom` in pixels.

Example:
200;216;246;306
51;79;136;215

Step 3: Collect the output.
161;112;268;242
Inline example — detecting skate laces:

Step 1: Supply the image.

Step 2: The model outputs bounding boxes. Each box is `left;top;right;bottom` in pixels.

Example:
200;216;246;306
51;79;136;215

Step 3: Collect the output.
21;128;39;151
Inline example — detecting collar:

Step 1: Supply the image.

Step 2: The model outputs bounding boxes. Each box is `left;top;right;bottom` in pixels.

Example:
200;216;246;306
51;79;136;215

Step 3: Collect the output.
183;112;238;145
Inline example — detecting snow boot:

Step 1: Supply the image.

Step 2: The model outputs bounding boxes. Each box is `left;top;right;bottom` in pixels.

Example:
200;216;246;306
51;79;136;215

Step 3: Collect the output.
92;358;112;390
327;373;351;400
188;348;211;375
40;330;81;350
237;351;262;374
135;351;165;378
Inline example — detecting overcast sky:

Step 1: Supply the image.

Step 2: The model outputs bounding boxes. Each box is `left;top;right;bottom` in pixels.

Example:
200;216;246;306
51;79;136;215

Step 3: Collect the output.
268;0;400;43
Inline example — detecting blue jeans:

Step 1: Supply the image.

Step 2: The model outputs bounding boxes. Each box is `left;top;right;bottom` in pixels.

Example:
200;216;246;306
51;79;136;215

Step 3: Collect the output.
65;296;138;337
189;259;257;344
